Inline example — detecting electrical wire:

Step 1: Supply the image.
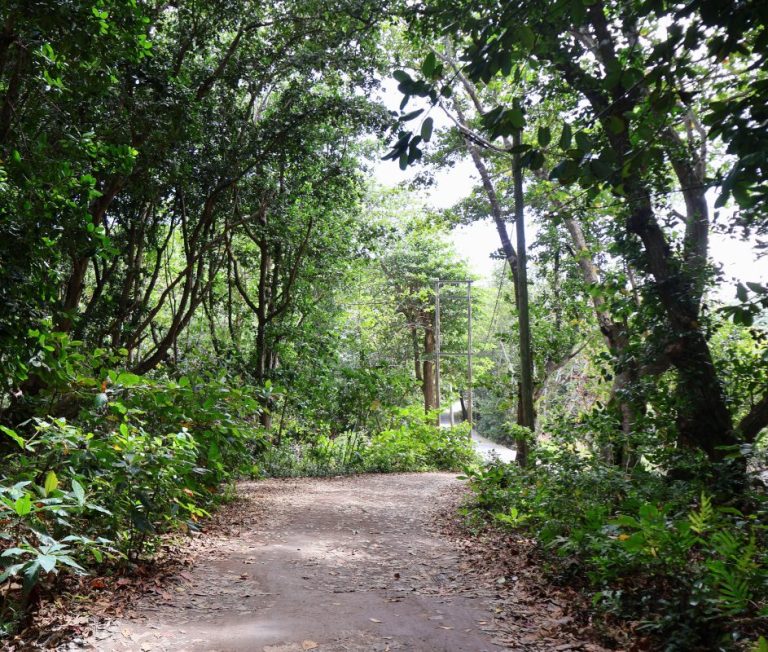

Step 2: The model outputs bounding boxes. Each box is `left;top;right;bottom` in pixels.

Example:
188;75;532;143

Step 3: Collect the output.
483;259;507;346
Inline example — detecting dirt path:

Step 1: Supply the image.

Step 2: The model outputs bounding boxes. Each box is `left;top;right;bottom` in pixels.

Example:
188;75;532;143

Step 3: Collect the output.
73;473;609;652
440;401;516;464
84;474;506;651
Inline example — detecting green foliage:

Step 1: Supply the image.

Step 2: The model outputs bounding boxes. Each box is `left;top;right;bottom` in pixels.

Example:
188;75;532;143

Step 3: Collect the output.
0;471;113;631
258;432;367;478
462;452;768;649
2;0;767;645
0;359;268;632
260;406;478;477
392;0;768;464
365;409;476;473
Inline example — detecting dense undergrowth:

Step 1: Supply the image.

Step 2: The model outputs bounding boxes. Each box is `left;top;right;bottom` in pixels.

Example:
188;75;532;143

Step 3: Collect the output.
0;356;263;633
260;407;475;477
461;447;768;651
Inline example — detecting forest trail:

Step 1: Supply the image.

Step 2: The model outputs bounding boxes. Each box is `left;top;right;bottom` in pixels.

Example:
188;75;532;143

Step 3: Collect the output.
470;432;516;464
62;473;609;652
439;401;517;464
83;474;507;651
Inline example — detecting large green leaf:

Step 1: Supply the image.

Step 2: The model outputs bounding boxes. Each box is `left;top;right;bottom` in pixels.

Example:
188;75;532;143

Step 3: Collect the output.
71;479;86;506
0;425;25;449
44;471;59;496
14;493;32;517
38;554;57;574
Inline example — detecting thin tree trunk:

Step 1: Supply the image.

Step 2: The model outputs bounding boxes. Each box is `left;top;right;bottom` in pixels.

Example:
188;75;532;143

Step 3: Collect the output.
411;326;423;381
449;83;528;457
57;176;125;332
423;327;437;413
512;128;534;468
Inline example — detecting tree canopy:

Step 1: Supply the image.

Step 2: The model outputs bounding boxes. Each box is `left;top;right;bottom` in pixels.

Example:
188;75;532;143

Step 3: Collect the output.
1;1;767;648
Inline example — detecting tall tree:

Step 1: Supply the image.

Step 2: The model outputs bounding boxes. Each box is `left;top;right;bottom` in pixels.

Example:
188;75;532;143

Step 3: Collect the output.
388;0;768;462
379;210;471;414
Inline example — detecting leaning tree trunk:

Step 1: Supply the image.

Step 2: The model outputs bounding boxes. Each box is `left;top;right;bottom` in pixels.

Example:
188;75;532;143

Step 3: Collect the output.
512;128;534;468
562;215;643;466
451;61;529;456
555;18;738;461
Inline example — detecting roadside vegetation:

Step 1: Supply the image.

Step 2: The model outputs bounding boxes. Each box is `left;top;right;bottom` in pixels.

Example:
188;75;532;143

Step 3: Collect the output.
2;0;767;649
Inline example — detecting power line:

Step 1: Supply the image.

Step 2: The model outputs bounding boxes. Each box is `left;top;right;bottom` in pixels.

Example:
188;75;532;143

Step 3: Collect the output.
483;259;507;346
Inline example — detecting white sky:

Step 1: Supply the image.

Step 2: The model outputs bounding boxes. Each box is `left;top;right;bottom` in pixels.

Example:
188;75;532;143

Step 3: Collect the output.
370;81;765;301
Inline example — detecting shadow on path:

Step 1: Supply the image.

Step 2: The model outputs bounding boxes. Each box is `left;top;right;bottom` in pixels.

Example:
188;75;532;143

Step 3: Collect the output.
84;474;508;652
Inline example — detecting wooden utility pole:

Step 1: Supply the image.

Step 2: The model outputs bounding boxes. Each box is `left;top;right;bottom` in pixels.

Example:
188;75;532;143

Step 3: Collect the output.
467;280;473;429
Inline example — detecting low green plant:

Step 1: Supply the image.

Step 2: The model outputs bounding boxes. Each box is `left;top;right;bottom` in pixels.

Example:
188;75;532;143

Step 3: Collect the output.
462;450;768;649
0;470;113;632
1;364;270;635
364;407;476;472
259;406;478;477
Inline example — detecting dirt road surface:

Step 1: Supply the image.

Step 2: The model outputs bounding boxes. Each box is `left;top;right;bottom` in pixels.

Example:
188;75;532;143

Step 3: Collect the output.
77;473;607;652
84;473;508;651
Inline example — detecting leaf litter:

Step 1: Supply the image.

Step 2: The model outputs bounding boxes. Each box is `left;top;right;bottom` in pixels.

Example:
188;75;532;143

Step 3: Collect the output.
8;473;609;651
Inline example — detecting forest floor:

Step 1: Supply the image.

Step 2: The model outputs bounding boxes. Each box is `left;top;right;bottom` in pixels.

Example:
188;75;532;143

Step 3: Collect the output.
24;474;610;651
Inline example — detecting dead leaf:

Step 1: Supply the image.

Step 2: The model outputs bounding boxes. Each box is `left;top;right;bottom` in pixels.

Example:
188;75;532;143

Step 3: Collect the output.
302;641;319;650
369;618;382;623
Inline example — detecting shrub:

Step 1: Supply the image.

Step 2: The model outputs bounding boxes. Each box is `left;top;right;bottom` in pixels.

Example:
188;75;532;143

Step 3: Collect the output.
361;407;476;473
258;406;478;477
1;366;269;634
461;450;768;649
0;468;112;634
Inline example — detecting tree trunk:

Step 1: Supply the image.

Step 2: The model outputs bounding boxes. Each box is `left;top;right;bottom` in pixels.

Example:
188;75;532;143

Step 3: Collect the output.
411;326;423;381
422;327;437;413
459;394;468;421
626;198;737;459
555;14;738;461
57;255;90;333
512;128;534;468
56;176;125;333
452;100;519;285
562;215;644;463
